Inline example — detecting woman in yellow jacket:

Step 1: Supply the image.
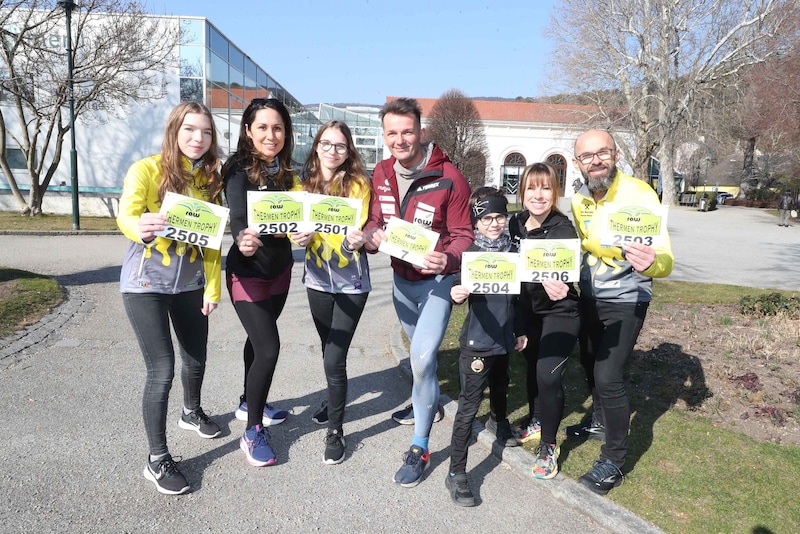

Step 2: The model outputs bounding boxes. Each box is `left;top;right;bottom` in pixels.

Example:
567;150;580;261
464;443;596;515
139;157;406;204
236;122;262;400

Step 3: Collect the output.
117;102;223;496
290;120;372;465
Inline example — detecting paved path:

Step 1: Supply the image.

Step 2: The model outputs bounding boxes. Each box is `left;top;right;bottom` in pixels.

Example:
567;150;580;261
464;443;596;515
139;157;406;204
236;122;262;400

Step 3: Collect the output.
667;204;799;291
0;234;646;534
1;204;793;533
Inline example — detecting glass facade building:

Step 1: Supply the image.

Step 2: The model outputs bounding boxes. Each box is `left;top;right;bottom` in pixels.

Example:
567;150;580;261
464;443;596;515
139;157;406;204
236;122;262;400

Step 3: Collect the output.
178;17;320;164
315;103;384;172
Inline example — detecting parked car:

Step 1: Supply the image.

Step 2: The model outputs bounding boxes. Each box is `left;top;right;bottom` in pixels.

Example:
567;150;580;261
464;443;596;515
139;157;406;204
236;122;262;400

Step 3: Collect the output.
717;192;734;205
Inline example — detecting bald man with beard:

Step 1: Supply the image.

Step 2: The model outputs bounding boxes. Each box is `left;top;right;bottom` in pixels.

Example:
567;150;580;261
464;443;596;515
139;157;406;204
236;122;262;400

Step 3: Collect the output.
568;129;674;495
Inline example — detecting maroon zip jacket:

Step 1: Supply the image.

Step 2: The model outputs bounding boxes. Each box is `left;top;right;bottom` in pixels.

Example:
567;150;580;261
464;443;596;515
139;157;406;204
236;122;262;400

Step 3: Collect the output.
366;144;473;281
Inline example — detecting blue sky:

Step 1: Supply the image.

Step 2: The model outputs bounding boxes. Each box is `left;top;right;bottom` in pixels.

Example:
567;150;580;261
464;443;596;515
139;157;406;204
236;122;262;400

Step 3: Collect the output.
148;0;558;105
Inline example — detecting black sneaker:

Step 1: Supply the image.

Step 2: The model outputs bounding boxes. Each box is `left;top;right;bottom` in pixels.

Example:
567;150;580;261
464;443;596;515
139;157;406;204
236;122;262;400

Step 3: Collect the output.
391;403;445;425
565;413;605;441
578;459;624;495
312;401;328;425
177;407;221;438
143;454;189;495
445;472;475;507
323;428;346;465
485;416;518;447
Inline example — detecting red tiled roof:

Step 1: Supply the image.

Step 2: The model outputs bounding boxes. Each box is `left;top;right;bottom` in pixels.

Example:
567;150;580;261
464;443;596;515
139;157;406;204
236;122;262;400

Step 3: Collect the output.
387;96;604;125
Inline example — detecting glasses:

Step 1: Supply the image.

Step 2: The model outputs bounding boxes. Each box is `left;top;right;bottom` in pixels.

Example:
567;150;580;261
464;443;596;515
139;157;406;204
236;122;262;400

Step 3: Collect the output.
576;148;615;165
478;214;508;226
319;140;348;155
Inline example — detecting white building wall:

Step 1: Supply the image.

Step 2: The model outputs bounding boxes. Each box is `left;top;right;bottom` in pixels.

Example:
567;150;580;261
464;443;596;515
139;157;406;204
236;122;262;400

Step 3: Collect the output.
484;121;582;194
0;14;181;216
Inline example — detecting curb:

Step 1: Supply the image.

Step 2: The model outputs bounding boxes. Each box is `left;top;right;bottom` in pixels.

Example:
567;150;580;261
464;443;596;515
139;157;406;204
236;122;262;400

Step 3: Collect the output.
0;230;120;236
0;284;93;370
388;325;664;534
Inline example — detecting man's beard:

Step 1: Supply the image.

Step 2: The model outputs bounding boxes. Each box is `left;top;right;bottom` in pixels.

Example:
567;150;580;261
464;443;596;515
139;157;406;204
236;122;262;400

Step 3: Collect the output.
585;165;618;194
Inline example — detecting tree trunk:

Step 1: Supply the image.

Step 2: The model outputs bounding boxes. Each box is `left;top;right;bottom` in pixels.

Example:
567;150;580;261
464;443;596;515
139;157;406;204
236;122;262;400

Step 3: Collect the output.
739;136;757;199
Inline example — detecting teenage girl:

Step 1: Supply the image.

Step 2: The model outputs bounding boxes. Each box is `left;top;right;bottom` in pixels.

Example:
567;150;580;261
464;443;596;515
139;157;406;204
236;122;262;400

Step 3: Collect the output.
290;120;372;465
118;102;223;495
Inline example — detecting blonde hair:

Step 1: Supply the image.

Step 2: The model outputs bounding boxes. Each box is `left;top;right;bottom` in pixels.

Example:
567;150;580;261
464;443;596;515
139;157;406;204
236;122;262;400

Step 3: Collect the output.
158;102;222;203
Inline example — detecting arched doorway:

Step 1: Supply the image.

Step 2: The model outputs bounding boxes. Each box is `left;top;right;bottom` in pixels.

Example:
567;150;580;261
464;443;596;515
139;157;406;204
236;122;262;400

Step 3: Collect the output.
502;152;526;195
546;154;567;193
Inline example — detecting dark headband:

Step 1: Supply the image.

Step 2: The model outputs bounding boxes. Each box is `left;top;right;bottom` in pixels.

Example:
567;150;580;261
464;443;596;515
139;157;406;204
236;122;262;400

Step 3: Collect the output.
471;195;508;226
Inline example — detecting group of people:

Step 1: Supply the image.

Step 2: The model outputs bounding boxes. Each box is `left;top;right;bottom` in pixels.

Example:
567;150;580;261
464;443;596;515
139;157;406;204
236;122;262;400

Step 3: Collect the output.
118;98;375;494
117;97;673;504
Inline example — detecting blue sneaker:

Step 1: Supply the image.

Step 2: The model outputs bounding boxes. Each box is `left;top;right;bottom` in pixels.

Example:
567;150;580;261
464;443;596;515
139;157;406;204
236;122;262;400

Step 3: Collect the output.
393;445;430;487
240;425;276;467
235;396;288;426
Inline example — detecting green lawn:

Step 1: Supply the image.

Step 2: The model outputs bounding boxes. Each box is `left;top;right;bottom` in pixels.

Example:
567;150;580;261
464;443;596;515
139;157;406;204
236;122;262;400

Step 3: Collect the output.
435;280;800;533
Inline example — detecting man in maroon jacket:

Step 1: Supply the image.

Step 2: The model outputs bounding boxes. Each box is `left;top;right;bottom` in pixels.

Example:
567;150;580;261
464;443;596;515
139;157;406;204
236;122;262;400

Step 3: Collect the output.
364;97;473;488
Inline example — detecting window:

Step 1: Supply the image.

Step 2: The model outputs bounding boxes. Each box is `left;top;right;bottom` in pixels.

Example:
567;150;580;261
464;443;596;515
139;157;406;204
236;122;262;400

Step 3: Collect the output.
208;51;228;86
502;152;526;195
244;58;257;82
179;45;204;78
546;154;567;192
229;46;244;73
4;147;28;169
355;137;376;146
179;18;204;45
209;26;228;60
180;78;203;103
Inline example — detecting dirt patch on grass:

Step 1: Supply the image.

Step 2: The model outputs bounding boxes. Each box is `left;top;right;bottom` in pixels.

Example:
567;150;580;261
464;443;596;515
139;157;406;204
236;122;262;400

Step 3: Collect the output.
0;280;17;301
632;303;800;445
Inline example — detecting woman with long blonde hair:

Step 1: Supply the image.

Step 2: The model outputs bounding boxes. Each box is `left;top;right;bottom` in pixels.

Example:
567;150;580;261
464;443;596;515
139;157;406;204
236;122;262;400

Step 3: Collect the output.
117;102;223;495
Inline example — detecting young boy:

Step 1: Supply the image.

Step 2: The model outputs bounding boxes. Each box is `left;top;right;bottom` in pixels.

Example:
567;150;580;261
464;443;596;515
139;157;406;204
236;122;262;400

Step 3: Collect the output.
445;187;527;507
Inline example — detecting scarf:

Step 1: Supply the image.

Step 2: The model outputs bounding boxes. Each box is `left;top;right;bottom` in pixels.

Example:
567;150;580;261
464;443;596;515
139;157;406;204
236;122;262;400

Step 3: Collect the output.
473;228;512;253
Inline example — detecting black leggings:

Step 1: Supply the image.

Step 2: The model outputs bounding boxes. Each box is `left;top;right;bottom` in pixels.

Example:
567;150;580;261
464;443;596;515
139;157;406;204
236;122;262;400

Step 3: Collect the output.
523;313;580;445
232;292;288;429
306;288;369;432
579;299;648;467
123;290;207;456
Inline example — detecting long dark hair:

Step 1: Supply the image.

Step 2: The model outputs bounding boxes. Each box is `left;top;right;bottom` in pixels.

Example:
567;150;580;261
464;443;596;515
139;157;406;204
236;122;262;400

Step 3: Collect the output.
222;98;294;190
301;120;371;198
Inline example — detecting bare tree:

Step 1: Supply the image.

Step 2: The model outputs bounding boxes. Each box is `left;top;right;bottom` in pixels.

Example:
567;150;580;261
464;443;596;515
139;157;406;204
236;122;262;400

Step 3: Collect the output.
546;0;798;205
736;49;800;197
424;89;490;190
0;0;180;215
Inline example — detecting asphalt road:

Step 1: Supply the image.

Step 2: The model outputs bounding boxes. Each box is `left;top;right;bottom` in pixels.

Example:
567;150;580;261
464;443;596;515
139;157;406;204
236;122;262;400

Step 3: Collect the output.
0;235;632;534
2;204;793;533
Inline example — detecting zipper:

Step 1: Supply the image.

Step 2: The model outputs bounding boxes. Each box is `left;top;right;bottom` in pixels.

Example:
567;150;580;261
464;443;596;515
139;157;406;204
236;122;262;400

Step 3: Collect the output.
172;242;185;293
324;235;333;288
136;246;147;277
354;249;363;280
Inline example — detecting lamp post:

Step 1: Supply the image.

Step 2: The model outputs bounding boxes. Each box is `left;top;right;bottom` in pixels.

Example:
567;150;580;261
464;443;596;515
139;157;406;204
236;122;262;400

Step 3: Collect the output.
58;0;79;230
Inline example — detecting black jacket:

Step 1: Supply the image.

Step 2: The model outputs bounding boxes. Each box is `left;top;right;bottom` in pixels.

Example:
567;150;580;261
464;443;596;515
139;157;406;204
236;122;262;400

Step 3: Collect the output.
455;241;522;356
509;210;580;322
223;162;294;280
